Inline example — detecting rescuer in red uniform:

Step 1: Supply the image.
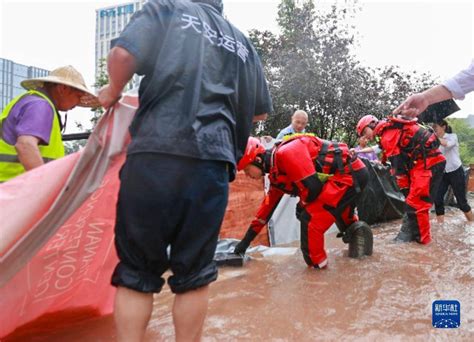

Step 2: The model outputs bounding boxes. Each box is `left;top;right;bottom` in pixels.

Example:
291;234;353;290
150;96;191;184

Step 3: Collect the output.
356;115;446;244
234;135;373;268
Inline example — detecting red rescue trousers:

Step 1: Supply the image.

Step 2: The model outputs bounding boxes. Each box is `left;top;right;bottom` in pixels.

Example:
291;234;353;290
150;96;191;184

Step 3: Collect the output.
299;168;368;267
404;160;445;244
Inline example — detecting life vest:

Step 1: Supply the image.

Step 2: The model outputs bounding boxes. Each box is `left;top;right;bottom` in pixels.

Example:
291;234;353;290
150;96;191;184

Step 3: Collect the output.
0;90;65;182
375;116;441;170
268;134;362;194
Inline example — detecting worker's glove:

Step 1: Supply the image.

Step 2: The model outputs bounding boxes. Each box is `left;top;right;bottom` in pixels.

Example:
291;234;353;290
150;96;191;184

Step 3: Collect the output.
234;228;258;255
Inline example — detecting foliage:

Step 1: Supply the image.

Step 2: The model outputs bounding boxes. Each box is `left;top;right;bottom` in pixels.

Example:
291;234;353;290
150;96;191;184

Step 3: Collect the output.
447;118;474;165
64;137;86;155
90;58;109;126
250;0;437;146
64;58;109;154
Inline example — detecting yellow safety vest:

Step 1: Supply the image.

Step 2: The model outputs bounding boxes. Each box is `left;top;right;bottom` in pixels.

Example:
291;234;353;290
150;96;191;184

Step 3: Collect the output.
0;90;65;182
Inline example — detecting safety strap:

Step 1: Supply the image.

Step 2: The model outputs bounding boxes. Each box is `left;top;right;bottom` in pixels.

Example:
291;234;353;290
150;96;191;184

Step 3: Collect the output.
332;142;345;174
273;182;299;196
347;158;361;193
404;127;440;169
316;140;345;174
316;141;329;172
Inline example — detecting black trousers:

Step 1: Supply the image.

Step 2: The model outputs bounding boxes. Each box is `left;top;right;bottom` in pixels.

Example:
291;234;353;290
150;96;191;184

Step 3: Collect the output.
434;165;471;216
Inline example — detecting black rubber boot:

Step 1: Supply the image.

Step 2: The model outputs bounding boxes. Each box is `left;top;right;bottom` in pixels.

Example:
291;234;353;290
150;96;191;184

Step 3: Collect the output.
344;221;373;258
393;214;418;243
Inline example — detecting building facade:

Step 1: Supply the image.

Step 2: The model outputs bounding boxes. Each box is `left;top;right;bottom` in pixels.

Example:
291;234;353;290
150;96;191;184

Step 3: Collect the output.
95;0;146;91
0;58;49;113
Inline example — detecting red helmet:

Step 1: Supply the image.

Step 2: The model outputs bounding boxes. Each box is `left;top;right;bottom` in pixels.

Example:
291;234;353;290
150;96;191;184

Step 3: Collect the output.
238;137;266;171
356;115;379;136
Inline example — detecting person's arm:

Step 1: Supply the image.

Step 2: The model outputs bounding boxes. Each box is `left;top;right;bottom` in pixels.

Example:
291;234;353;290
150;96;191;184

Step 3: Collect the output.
276;127;289;140
252;48;272;124
98;1;160;109
354;146;375;154
393;85;453;118
15;135;43;170
394;60;474;117
353;145;382;155
297;174;324;204
439;133;457;149
442;60;474;100
234;186;284;254
98;47;137;109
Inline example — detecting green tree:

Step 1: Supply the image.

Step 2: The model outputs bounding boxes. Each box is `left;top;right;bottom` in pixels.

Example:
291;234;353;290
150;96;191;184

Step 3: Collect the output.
90;58;109;126
447;118;474;165
64;58;109;154
251;0;437;146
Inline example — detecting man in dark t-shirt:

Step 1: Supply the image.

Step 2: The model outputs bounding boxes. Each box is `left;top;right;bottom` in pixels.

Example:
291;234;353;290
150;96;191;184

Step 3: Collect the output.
98;0;272;340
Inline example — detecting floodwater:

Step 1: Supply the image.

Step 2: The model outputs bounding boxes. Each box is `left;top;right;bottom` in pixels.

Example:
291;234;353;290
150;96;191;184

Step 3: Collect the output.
4;210;473;341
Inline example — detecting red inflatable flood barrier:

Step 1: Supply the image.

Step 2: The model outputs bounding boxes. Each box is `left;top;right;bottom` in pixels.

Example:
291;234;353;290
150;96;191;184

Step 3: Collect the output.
0;97;266;338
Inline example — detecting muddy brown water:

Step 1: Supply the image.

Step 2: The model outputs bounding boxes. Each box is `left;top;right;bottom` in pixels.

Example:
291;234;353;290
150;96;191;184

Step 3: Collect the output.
4;210;473;341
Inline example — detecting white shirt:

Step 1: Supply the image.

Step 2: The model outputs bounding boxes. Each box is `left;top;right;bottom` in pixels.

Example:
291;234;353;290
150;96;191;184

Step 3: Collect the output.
439;132;462;173
442;59;474;100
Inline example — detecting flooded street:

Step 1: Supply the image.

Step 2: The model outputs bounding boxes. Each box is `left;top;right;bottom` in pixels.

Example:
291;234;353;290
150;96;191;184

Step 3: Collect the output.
5;210;473;341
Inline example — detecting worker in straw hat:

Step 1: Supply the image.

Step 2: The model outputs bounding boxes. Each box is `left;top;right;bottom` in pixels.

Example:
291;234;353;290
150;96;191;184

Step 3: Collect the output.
0;65;100;182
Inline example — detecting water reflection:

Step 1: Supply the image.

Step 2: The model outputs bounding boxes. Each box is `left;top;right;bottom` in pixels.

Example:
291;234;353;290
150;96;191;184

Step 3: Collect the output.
5;211;473;341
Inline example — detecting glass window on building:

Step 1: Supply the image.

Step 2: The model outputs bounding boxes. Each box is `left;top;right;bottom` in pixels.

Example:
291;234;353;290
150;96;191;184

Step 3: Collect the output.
4;60;12;72
13;75;23;88
100;13;105;37
13;64;28;77
13;87;23;98
107;17;111;36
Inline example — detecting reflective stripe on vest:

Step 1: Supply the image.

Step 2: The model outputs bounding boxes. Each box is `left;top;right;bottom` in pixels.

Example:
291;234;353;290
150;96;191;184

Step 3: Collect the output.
0;90;64;182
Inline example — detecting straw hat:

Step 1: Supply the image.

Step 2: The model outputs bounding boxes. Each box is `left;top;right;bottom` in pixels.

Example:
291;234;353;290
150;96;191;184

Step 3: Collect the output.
21;65;100;108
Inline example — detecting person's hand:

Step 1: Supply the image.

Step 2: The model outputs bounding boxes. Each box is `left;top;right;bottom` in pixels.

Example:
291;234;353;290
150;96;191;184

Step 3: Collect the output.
349;148;356;157
98;84;122;109
233;227;258;255
392;93;429;118
234;239;251;255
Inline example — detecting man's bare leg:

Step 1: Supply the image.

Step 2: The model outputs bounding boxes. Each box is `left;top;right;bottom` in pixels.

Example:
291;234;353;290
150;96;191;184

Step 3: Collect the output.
173;285;209;342
114;286;154;342
464;210;474;222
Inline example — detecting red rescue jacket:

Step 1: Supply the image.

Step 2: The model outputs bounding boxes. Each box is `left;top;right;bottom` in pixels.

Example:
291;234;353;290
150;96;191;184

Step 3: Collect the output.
249;135;365;233
375;116;445;172
374;116;445;189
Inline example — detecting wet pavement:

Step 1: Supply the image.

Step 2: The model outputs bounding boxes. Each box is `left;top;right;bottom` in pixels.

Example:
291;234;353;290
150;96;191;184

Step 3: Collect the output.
4;208;473;341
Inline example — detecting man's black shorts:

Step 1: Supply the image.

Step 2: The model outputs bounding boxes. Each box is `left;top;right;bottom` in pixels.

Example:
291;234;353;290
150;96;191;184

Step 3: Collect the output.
111;153;229;294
